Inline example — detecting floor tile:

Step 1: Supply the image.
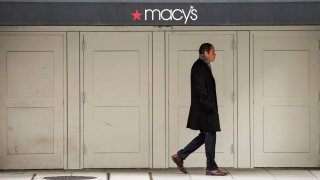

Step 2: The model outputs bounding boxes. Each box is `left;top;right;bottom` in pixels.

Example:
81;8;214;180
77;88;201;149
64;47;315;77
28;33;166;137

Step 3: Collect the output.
107;169;147;173
266;168;317;180
308;169;320;179
1;168;320;180
188;168;233;180
109;172;149;180
0;173;33;180
226;168;275;180
71;171;107;180
149;168;185;174
33;170;71;180
151;174;190;180
151;168;190;180
71;169;107;173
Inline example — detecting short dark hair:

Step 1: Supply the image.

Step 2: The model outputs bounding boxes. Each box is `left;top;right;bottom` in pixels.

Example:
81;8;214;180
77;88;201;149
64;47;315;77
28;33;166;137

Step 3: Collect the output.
199;43;214;55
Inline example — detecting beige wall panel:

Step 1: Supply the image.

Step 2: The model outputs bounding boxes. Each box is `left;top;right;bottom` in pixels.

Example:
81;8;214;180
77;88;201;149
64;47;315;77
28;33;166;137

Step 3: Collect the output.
167;32;236;168
263;106;310;153
7;52;54;98
237;31;251;168
7;107;54;154
0;26;318;169
263;51;309;97
82;32;151;168
67;32;81;169
93;106;140;153
93;51;140;97
252;31;320;167
0;33;65;169
152;32;166;168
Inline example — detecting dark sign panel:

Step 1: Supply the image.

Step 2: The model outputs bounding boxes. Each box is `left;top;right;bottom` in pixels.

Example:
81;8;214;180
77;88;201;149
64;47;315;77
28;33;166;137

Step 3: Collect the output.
0;2;320;25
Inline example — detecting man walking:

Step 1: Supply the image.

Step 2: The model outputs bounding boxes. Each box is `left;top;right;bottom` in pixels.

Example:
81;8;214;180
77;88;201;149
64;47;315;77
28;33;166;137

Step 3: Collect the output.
171;43;228;176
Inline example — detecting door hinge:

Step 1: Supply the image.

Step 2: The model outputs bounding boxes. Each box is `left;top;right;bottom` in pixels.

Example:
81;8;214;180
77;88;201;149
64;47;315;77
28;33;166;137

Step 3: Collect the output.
318;40;320;50
231;144;234;153
232;91;236;103
318;91;320;102
232;41;236;50
318;134;320;154
82;40;86;51
83;144;87;155
82;92;86;104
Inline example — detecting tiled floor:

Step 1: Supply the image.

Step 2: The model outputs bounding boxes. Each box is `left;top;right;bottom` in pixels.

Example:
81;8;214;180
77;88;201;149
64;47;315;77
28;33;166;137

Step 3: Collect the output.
1;168;320;180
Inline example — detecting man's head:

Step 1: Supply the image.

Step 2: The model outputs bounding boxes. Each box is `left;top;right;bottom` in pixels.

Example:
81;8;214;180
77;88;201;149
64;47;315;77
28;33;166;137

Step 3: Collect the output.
199;43;216;62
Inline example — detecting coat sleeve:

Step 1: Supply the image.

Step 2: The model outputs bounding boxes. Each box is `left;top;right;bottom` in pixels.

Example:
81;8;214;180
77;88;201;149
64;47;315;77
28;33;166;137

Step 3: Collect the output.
191;64;215;113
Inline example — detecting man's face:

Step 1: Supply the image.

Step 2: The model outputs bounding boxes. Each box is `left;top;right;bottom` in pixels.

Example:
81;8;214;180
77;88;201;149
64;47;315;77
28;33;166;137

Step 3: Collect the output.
204;47;216;62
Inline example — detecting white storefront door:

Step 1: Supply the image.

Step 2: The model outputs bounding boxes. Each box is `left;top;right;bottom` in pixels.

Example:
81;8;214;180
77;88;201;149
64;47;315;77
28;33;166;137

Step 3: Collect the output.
82;32;151;168
0;33;65;169
167;32;236;168
252;31;320;167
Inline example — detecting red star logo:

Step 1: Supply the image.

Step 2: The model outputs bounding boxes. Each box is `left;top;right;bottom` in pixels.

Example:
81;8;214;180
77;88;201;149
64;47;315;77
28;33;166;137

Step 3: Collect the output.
132;10;142;21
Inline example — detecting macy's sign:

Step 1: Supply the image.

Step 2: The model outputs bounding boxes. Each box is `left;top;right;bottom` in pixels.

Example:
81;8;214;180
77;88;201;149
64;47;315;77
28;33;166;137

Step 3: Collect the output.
132;6;198;24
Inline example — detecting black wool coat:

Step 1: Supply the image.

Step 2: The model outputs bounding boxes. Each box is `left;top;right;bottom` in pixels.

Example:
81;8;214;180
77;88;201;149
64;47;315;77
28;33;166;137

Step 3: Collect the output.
186;59;221;132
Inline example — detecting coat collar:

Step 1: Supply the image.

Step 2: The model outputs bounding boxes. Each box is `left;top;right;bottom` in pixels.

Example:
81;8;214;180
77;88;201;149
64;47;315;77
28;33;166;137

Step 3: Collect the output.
196;59;215;79
198;54;212;71
197;58;211;71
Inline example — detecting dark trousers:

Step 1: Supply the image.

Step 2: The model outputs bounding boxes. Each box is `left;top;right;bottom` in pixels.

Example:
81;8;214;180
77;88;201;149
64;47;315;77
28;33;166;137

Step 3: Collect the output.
177;131;218;170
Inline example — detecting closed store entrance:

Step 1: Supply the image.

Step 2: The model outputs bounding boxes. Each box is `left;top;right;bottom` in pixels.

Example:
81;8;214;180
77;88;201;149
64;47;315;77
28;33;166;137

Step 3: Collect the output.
167;32;236;168
82;32;152;168
0;33;66;169
1;28;320;169
253;31;320;167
